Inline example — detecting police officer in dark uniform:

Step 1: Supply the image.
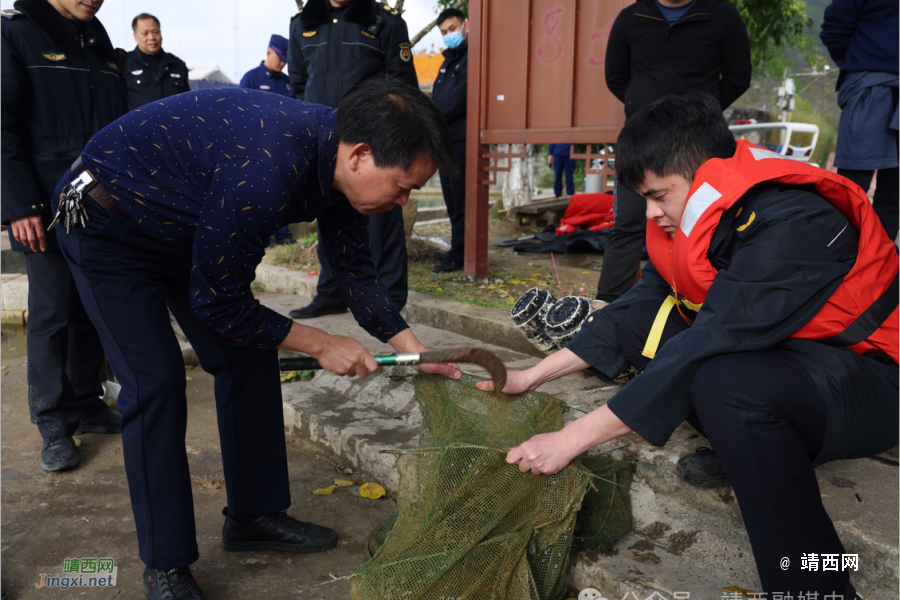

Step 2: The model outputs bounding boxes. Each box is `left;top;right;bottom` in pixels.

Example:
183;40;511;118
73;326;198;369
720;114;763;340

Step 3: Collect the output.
50;79;458;599
124;13;189;111
240;34;295;245
288;0;418;318
1;0;125;472
239;34;292;97
430;8;469;273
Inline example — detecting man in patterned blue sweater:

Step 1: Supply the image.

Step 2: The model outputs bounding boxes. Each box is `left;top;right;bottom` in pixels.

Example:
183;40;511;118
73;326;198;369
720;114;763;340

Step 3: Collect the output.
52;79;459;600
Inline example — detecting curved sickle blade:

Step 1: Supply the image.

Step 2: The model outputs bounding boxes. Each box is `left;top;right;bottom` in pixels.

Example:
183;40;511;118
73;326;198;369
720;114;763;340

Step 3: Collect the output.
418;348;508;393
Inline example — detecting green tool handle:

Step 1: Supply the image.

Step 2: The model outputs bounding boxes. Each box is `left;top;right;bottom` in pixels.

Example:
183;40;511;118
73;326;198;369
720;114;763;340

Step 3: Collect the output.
278;353;421;372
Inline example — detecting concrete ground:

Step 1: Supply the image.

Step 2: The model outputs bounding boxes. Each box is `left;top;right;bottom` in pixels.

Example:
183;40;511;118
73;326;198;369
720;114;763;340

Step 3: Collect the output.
0;340;396;600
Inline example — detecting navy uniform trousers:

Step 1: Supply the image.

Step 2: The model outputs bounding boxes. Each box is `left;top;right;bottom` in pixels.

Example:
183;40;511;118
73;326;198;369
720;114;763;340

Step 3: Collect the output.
25;249;107;436
615;299;898;596
314;203;408;310
439;139;467;264
595;180;646;302
54;182;291;568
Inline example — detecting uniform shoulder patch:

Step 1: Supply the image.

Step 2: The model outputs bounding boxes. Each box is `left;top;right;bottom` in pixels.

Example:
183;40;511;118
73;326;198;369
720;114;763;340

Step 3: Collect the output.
1;8;23;19
382;3;399;15
399;42;411;62
42;52;66;62
302;30;317;37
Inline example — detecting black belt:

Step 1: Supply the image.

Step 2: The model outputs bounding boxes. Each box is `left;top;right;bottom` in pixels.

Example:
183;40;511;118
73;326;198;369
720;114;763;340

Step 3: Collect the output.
69;157;125;217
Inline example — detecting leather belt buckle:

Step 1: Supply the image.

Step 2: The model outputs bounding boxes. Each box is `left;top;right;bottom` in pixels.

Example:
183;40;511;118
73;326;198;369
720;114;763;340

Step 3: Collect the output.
70;169;97;195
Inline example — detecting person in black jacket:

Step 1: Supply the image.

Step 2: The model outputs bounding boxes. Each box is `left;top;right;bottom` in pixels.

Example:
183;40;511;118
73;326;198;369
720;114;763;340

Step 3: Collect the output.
480;95;896;599
594;0;751;304
430;8;468;273
124;13;190;112
1;0;126;471
287;0;418;318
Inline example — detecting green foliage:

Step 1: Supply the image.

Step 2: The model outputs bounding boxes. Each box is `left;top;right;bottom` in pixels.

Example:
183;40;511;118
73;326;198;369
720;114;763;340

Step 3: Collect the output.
734;0;820;77
435;0;468;18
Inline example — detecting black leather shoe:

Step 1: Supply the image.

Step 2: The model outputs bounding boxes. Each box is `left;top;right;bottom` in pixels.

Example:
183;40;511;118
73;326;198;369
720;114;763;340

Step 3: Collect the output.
675;447;729;488
74;405;122;435
221;508;338;553
432;250;447;261
41;436;79;472
143;567;205;600
432;258;463;273
288;299;348;319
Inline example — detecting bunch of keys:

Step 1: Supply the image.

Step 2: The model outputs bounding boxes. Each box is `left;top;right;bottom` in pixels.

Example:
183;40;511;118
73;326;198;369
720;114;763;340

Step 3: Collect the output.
48;172;92;233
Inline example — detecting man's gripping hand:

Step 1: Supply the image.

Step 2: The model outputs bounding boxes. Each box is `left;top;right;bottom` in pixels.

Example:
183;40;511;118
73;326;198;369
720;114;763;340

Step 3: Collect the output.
313;334;379;378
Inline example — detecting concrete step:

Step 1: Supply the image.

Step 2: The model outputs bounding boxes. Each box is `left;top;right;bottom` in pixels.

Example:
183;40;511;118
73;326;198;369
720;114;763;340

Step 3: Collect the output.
416;205;448;221
254;263;545;357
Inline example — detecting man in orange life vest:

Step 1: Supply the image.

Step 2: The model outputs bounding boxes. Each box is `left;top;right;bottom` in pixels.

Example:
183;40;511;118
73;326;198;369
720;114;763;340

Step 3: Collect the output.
478;94;898;598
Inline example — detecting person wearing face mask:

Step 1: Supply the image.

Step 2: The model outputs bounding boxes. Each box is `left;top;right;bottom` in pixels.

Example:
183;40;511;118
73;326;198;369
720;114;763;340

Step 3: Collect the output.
430;8;468;273
2;0;126;473
124;13;189;111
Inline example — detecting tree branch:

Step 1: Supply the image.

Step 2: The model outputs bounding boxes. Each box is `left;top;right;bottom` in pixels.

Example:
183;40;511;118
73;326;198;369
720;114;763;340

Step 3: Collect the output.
295;0;303;10
393;0;405;13
409;0;467;48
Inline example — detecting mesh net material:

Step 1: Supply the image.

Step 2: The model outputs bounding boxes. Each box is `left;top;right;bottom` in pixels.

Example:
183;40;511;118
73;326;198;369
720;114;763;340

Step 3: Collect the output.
349;373;633;600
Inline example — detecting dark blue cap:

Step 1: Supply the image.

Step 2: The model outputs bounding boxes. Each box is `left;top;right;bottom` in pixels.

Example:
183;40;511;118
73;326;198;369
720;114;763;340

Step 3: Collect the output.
269;34;288;59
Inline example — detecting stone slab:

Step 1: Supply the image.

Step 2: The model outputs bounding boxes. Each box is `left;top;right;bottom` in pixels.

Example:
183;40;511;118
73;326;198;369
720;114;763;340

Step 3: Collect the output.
1;276;28;312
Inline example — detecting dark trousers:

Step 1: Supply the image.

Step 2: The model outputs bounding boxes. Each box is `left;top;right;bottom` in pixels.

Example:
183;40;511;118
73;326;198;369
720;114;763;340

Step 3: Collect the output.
552;155;576;198
313;204;408;310
439;139;467;263
838;167;899;242
616;299;898;596
24;250;106;437
595;181;646;302
55;191;291;568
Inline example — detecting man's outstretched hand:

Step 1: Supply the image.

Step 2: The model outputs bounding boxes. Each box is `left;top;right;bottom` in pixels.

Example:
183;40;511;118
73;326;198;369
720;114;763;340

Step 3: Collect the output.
475;370;535;395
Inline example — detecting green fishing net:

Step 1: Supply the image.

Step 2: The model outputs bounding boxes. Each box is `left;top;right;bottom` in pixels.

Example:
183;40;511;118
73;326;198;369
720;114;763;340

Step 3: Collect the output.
348;373;633;600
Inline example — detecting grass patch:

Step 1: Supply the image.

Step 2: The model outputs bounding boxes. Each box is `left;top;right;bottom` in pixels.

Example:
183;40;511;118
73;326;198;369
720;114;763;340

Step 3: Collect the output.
262;231;321;271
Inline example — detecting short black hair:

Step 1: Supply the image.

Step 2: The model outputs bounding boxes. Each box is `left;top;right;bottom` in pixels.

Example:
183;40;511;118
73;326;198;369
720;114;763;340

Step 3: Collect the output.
616;93;736;192
437;8;465;27
132;13;160;32
337;78;457;176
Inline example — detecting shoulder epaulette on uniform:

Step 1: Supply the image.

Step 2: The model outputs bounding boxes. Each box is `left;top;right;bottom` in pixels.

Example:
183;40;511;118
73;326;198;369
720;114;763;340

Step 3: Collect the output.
379;3;400;16
1;8;24;19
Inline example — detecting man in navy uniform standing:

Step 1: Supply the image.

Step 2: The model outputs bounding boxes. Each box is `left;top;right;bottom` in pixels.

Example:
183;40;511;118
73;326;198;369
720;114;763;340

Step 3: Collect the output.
124;13;190;111
288;0;418;317
1;0;125;472
239;34;293;97
430;8;468;273
240;34;295;245
52;79;459;599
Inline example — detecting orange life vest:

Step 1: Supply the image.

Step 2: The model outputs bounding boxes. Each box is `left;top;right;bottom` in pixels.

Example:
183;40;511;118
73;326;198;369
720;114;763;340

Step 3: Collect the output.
646;140;899;363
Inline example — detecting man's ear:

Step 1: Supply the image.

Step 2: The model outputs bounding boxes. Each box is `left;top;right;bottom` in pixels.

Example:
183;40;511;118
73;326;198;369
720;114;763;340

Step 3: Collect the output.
346;143;372;173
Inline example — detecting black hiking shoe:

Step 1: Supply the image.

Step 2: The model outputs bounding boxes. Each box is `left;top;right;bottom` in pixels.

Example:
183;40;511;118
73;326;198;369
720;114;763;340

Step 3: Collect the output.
74;405;122;435
221;507;338;553
675;446;730;488
143;567;205;600
40;436;79;472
